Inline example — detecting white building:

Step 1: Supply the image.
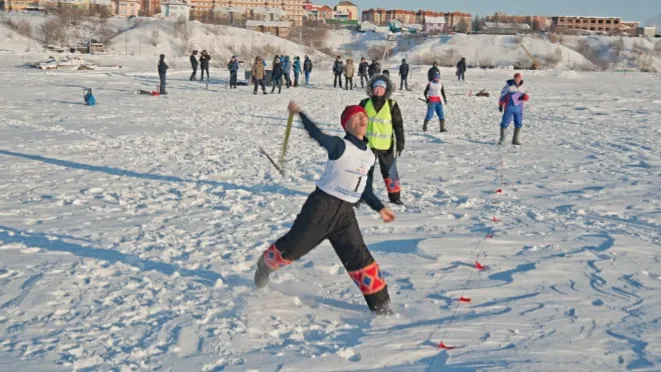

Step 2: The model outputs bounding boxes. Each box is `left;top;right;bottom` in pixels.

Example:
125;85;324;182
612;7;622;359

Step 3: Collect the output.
161;1;190;20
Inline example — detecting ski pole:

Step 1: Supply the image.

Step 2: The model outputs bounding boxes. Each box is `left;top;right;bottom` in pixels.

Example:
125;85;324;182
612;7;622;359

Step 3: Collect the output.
279;112;294;174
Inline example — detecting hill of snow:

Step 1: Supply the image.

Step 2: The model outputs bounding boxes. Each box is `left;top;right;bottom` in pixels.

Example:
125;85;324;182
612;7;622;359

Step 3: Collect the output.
107;19;331;70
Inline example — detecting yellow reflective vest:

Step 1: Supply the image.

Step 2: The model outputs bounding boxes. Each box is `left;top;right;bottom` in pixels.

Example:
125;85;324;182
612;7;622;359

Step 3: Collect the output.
364;99;395;151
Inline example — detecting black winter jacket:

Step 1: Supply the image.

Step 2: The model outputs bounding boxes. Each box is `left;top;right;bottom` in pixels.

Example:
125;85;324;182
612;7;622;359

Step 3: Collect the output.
200;54;211;68
272;63;283;79
190;55;198;67
358;61;369;75
399;63;409;77
158;60;168;75
333;60;344;73
427;66;440;81
304;58;313;72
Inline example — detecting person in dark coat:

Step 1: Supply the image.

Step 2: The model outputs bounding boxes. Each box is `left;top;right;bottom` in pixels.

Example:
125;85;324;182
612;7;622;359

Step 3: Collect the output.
398;59;409;90
359;74;405;205
427;62;440;82
189;50;198;81
333;56;344;88
158;54;168;95
456;57;467;81
253;100;396;316
303;55;313;86
199;50;211;81
228;55;239;88
368;59;381;78
358;57;369;88
271;59;283;94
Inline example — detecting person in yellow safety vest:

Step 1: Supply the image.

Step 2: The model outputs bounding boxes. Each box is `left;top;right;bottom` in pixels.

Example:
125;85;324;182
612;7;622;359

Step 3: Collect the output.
359;74;405;205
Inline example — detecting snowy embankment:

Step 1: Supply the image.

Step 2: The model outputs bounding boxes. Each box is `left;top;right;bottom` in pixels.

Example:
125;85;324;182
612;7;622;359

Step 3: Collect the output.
328;30;661;72
0;50;661;371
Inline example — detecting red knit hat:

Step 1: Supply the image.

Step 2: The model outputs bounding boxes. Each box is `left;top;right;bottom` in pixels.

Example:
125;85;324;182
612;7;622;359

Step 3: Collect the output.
340;105;366;129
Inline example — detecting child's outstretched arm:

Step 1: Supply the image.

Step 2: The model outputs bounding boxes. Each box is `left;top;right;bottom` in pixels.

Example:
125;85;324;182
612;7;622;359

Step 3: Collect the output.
288;101;345;160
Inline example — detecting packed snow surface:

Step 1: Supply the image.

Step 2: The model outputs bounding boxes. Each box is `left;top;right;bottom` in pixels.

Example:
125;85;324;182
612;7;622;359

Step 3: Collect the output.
0;53;660;371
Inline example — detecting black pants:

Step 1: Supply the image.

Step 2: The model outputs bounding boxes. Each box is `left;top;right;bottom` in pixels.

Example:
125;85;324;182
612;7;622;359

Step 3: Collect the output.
359;74;369;88
229;71;237;87
269;189;390;311
294;73;299;87
271;77;282;93
201;66;209;80
284;73;292;87
370;149;401;203
253;78;266;93
457;72;465;81
190;65;198;81
334;72;343;88
159;74;166;94
400;76;408;90
345;76;353;90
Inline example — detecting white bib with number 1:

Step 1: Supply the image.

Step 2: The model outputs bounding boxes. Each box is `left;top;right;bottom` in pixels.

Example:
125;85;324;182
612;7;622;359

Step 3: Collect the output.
317;139;376;203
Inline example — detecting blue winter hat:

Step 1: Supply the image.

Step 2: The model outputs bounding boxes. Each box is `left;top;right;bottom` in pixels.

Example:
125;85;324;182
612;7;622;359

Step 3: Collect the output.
372;79;387;89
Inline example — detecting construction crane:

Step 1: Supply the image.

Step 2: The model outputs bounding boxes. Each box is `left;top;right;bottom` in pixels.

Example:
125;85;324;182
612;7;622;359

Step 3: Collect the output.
520;44;540;70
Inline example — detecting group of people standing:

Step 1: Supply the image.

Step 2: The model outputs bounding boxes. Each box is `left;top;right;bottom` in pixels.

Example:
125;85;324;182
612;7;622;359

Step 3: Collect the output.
332;57;385;90
250;55;313;94
189;50;211;81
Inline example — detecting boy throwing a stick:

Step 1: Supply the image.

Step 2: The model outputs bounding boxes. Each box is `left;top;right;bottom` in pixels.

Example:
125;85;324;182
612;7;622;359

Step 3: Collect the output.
254;101;396;315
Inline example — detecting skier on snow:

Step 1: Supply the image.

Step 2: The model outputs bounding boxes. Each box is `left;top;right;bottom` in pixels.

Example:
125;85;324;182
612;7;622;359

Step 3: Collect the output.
254;101;396;315
359;74;405;206
423;72;448;132
498;72;530;145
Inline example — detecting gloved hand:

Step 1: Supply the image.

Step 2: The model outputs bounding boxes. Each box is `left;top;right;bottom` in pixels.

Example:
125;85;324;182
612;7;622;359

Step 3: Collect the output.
521;93;529;101
499;105;503;113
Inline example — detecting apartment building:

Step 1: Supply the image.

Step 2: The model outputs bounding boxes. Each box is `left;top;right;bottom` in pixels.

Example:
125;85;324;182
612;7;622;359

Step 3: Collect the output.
198;0;305;26
552;16;623;33
334;0;357;21
486;13;552;31
362;8;472;32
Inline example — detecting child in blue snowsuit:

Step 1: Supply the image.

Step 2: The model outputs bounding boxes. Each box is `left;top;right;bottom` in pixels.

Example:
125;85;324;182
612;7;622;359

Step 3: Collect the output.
498;73;530;145
423;72;447;132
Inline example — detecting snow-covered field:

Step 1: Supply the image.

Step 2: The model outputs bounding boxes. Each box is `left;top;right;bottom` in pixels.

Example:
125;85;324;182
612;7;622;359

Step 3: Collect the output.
1;53;660;371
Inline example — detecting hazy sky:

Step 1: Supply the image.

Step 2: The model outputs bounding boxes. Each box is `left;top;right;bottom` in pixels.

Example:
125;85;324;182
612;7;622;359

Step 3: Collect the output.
321;0;658;22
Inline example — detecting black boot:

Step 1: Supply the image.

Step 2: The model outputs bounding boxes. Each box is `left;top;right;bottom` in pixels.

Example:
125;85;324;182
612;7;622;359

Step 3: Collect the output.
423;120;429;132
373;300;394;316
498;127;506;145
440;119;447;132
512;127;522;145
254;255;274;289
